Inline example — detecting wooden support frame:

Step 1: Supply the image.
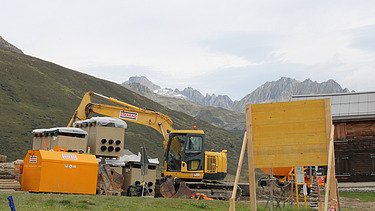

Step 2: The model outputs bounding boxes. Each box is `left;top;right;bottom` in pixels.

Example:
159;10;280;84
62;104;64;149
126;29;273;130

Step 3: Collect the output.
229;100;338;211
246;105;257;211
324;125;338;211
229;132;247;211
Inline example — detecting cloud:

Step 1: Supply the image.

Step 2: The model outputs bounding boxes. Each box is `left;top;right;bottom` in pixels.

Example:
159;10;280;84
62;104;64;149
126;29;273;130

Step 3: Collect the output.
350;24;375;52
2;0;375;100
79;65;163;85
199;32;280;62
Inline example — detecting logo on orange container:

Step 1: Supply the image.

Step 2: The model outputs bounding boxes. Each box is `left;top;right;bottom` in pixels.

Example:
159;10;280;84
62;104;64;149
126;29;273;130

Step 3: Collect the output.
62;154;78;160
64;164;77;169
29;156;38;163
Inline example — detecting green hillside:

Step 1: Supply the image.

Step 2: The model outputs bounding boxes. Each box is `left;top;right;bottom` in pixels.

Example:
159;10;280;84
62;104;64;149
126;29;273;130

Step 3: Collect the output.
0;49;243;175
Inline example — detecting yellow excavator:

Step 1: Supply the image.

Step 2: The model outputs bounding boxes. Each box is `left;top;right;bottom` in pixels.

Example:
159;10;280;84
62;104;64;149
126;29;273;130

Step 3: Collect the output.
68;91;231;198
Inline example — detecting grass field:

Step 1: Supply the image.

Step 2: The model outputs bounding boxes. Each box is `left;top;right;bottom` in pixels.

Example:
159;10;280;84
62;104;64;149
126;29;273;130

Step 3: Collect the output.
0;192;317;211
1;191;374;211
339;191;375;202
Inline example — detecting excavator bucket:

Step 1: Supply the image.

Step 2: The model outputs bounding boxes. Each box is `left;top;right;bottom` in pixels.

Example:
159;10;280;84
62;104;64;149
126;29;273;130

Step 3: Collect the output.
158;176;193;198
172;182;193;198
159;177;176;198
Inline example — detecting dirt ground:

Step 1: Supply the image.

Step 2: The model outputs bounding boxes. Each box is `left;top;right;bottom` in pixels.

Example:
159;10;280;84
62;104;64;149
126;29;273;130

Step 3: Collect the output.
339;197;375;211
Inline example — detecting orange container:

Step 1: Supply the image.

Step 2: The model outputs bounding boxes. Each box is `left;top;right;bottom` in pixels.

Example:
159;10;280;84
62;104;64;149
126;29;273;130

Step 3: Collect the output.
261;167;293;177
21;150;98;194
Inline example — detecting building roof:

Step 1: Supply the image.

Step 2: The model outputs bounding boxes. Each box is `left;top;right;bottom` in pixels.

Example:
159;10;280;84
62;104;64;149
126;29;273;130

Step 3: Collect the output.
292;91;375;121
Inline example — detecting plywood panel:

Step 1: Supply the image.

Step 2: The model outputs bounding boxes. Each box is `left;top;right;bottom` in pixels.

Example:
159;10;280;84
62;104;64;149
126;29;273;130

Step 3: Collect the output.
249;99;332;168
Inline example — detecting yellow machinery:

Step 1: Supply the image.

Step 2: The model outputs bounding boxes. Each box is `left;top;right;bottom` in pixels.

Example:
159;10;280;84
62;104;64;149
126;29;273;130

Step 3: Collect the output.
67;91;228;182
21;149;98;194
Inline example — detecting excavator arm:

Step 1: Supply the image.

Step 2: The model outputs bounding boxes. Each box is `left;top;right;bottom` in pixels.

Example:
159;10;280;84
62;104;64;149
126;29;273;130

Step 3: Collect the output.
68;91;174;149
67;91;230;198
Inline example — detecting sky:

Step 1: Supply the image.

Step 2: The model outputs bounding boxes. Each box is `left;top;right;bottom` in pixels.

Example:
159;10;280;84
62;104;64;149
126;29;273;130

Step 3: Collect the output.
1;1;375;100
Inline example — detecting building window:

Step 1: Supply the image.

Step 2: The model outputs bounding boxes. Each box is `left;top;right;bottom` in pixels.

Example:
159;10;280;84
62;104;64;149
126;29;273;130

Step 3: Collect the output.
341;156;350;175
371;154;375;175
335;157;339;173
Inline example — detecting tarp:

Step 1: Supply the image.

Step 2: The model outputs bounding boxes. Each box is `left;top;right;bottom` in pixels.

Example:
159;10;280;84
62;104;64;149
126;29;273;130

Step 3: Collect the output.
119;151;159;165
73;117;127;128
97;150;159;166
32;127;87;136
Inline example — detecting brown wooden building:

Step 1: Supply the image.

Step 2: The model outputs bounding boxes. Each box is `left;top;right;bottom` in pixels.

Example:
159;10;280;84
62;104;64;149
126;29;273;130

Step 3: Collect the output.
293;92;375;182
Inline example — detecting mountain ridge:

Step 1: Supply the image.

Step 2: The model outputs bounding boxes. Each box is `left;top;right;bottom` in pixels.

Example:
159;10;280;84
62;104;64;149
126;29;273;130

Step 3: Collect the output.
123;82;245;131
123;75;350;113
233;77;350;112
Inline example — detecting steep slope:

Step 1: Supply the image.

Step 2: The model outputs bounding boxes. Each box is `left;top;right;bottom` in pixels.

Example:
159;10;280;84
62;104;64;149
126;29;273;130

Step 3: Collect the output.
233;77;350;112
0;36;23;54
0;49;243;175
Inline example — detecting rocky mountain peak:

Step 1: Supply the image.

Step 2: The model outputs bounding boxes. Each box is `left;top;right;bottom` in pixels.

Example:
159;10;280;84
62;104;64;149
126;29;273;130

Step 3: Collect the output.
233;77;350;112
0;36;23;54
178;87;205;104
303;78;313;83
122;76;161;91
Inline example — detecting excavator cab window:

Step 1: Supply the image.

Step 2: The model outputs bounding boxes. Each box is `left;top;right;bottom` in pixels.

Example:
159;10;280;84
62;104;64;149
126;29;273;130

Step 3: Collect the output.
184;134;204;171
185;136;202;153
166;135;185;171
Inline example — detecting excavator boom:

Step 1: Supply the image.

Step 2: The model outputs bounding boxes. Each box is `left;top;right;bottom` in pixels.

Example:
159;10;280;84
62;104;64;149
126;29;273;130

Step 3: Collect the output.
68;91;174;148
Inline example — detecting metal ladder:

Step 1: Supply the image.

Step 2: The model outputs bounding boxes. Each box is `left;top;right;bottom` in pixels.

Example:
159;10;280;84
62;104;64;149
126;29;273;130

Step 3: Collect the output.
309;170;320;209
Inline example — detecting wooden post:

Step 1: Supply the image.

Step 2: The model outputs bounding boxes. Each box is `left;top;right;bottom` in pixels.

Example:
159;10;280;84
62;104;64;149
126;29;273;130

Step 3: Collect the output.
303;183;307;209
291;176;294;205
335;179;341;210
295;169;299;208
317;167;323;211
329;125;338;208
329;125;338;210
269;168;274;211
229;132;247;211
246;105;257;211
324;125;335;211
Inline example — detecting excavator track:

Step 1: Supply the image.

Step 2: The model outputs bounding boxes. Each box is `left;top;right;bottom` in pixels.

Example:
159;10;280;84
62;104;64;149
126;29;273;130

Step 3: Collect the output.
155;177;243;200
186;180;241;200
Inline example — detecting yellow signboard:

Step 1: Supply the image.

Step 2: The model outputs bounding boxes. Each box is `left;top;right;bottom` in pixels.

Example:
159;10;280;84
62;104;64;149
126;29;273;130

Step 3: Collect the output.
249;99;332;168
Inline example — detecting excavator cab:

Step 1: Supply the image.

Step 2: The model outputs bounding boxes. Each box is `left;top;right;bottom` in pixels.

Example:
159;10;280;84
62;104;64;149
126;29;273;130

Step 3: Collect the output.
165;131;205;178
163;130;227;181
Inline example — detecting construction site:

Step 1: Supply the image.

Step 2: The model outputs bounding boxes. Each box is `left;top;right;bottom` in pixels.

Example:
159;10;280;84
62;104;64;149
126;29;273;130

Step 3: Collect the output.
0;90;374;211
1;2;375;210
